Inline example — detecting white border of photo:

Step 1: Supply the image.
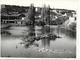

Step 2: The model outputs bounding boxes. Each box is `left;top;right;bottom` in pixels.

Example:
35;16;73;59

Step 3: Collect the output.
0;0;79;60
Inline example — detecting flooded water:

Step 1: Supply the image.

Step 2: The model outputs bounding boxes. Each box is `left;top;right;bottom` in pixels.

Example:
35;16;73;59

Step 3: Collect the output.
1;25;76;58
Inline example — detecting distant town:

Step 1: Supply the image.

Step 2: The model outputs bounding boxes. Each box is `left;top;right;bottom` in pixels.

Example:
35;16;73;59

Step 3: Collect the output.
1;4;76;28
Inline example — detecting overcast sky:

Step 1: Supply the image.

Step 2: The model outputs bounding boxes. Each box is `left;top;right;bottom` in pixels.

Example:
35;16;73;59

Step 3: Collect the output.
0;0;78;10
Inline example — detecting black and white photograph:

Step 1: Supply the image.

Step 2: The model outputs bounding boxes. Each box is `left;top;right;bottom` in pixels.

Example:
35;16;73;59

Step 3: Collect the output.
0;0;77;58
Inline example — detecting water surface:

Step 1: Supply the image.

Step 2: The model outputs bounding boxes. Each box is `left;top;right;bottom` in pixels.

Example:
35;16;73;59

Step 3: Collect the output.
1;26;76;58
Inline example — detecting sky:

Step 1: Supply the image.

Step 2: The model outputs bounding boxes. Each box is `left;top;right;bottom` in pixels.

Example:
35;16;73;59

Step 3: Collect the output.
0;0;78;10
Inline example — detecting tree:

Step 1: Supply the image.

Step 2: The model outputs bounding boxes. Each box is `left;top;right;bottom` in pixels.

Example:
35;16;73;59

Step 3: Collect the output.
27;4;35;26
41;5;50;25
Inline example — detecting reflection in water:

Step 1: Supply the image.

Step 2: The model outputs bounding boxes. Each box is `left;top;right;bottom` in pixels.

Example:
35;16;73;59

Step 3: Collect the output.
22;25;36;48
22;25;61;49
1;30;11;36
28;25;35;37
42;39;50;49
41;26;61;49
60;28;76;39
22;25;52;49
41;26;50;49
66;30;76;39
1;26;76;57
